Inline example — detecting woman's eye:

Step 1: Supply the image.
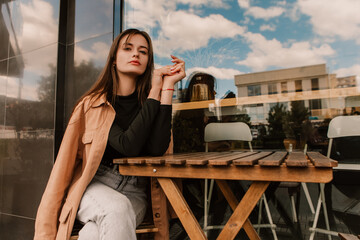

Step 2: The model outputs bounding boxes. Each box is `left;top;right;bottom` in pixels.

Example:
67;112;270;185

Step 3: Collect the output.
124;47;131;51
140;51;147;55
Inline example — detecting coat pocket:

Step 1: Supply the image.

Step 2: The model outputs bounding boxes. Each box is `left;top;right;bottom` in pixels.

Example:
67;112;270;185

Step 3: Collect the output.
59;202;72;224
57;202;73;240
82;131;94;144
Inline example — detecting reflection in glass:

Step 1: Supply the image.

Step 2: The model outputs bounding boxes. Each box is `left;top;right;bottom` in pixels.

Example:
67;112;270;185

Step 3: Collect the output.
311;78;319;90
2;44;57;218
268;83;278;95
2;0;59;55
173;72;217;153
295;79;302;92
65;33;112;119
74;0;113;43
247;85;261;97
182;72;216;102
124;0;360;236
0;213;35;239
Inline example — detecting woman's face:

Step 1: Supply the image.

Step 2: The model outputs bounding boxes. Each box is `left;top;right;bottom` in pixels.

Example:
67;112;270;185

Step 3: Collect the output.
115;34;149;78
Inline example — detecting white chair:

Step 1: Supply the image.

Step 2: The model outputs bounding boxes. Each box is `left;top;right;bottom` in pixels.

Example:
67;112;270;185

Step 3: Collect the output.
309;115;360;240
203;122;277;239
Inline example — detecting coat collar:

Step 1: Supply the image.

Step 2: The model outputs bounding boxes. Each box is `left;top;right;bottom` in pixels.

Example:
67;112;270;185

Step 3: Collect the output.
90;94;109;108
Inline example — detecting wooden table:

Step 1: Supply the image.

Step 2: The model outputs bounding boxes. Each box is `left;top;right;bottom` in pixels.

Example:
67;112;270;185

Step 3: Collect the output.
114;151;337;240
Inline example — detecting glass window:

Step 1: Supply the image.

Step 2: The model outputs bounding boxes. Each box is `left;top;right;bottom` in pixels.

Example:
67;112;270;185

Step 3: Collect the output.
281;82;287;93
311;78;319;90
309;98;321;110
74;0;113;43
247;85;261;97
295;80;302;92
268;83;277;95
120;1;360;238
123;0;360;161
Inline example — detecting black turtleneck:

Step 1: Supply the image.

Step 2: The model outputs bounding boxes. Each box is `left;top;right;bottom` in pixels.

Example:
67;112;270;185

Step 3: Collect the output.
101;91;172;167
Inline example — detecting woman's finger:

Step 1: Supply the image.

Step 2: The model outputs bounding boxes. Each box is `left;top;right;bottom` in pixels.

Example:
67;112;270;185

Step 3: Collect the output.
171;55;184;64
170;64;182;73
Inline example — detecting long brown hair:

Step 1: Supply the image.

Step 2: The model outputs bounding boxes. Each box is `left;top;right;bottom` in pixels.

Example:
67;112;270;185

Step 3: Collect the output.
77;29;154;107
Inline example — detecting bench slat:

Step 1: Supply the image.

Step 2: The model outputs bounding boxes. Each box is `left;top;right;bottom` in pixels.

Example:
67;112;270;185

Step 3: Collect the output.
307;152;338;167
185;152;234;165
286;152;308;167
233;152;274;166
208;152;258;166
258;152;287;166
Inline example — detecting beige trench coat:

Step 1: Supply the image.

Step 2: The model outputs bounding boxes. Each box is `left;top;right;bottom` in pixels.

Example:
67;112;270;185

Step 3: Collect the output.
34;94;116;240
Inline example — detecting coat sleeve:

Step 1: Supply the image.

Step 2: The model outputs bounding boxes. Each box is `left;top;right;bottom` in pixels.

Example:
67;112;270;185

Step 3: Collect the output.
34;102;84;240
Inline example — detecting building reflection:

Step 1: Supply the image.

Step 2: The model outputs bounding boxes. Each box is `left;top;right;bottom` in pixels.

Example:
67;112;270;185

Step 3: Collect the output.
235;64;359;124
172;63;360;238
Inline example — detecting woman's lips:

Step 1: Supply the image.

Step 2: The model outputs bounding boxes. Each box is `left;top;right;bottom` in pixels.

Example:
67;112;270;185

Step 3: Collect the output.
130;60;140;65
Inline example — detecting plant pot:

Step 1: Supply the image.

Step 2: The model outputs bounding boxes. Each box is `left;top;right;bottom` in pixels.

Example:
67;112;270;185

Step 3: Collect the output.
283;138;297;152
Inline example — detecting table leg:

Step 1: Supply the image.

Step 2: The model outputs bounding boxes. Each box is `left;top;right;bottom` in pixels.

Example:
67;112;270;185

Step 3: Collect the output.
157;178;207;240
151;178;169;240
217;181;270;240
215;180;260;240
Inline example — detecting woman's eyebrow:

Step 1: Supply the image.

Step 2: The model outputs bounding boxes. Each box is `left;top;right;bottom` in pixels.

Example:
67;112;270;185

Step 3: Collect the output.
124;42;148;50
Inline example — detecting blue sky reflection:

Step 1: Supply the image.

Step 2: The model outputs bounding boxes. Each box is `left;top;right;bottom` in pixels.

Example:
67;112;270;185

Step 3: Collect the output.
124;0;360;98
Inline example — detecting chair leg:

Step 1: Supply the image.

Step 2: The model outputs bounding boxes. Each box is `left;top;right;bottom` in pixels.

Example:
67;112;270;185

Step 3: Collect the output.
320;183;332;240
263;194;278;240
204;178;216;236
309;183;337;240
257;195;263;234
256;195;278;240
301;182;315;214
290;195;298;222
204;179;209;236
309;194;322;240
208;179;215;213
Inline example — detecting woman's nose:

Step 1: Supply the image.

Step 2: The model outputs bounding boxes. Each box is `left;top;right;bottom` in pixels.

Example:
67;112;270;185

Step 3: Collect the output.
133;51;139;57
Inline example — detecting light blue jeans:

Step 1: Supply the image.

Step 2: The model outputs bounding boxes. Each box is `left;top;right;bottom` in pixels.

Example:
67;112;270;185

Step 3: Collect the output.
76;164;148;240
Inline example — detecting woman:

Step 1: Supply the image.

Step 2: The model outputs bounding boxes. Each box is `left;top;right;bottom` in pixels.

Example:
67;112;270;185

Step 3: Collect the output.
34;29;185;240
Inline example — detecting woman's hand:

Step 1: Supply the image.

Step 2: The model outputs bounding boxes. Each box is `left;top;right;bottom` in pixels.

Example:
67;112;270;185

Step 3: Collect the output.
152;55;186;88
151;68;166;90
163;55;186;88
156;55;186;105
149;62;177;100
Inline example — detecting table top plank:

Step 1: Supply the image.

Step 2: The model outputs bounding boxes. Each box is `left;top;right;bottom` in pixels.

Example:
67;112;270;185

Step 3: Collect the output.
233;152;274;166
162;153;197;165
258;152;287;166
114;158;128;164
286;152;308;167
307;152;338;167
185;152;235;165
145;158;165;165
145;152;204;165
208;151;258;166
